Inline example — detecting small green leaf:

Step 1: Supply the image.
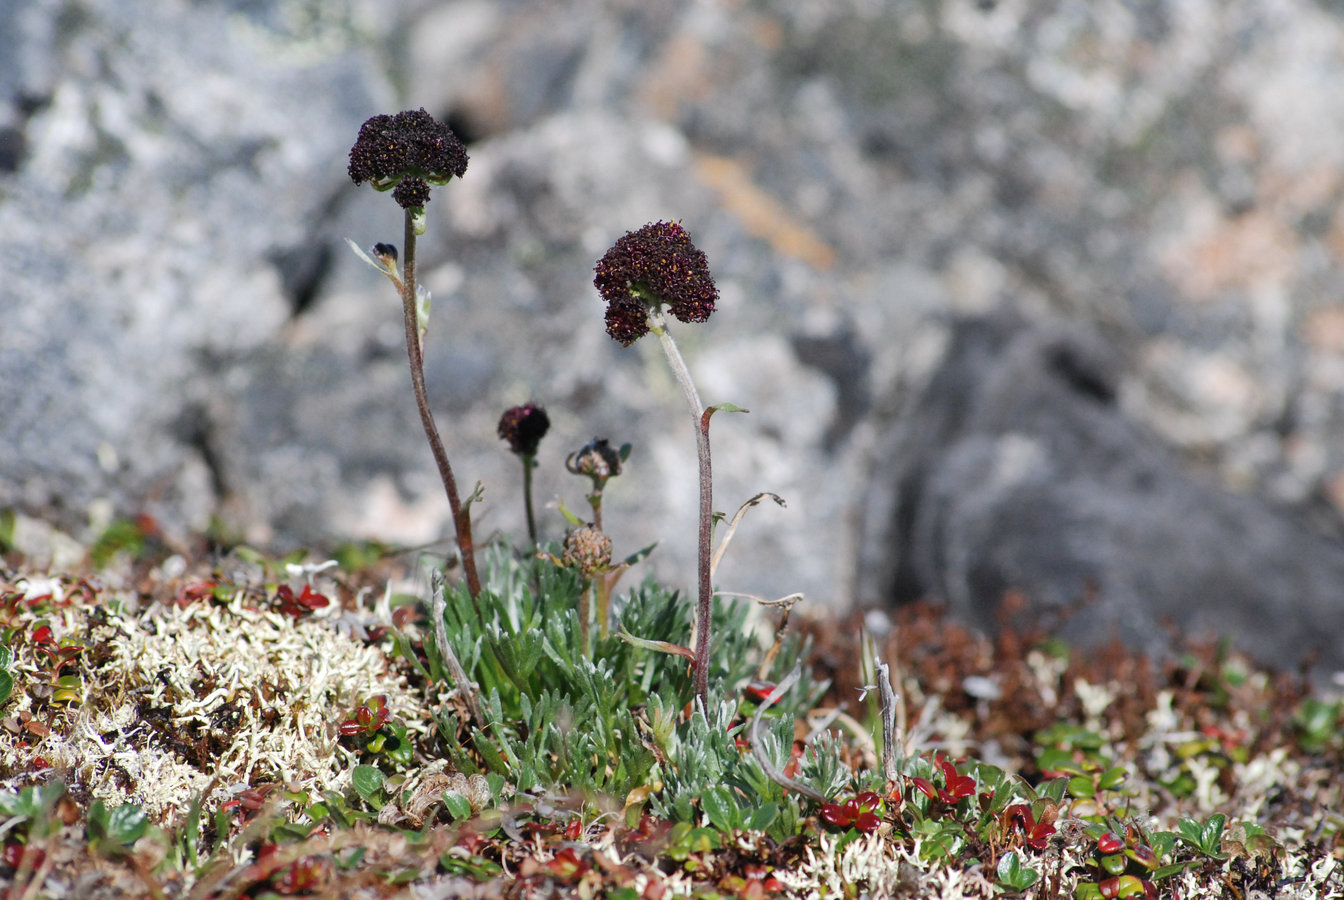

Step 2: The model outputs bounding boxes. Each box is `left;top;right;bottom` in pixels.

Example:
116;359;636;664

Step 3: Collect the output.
701;786;742;833
1097;766;1128;791
996;850;1039;890
1100;853;1127;875
0;670;12;706
351;766;385;806
707;402;749;415
1201;814;1227;855
89;801;148;849
442;790;473;821
1068;775;1096;799
383;722;414;766
1035;748;1085;776
336;847;367;870
746;803;779;833
108;804;149;845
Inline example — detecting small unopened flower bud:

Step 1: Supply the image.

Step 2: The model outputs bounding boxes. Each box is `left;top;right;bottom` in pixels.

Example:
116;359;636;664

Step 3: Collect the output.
562;525;613;580
566;438;622;481
497;403;550;457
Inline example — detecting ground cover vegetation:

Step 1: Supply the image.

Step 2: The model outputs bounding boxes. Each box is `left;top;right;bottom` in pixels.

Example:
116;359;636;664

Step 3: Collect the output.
0;108;1340;898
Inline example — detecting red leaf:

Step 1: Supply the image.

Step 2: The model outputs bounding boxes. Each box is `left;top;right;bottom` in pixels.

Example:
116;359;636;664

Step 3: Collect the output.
854;811;881;832
744;681;781;704
1128;843;1157;868
820;804;853;827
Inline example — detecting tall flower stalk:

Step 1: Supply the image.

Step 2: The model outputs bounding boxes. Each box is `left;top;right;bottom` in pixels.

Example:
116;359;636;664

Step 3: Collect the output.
348;108;481;600
594;221;730;707
648;307;716;701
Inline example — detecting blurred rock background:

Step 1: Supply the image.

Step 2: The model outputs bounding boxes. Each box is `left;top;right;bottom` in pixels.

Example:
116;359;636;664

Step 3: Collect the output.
4;0;1344;672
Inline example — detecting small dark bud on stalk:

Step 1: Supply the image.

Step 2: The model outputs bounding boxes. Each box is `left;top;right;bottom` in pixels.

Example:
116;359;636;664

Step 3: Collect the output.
498;404;551;457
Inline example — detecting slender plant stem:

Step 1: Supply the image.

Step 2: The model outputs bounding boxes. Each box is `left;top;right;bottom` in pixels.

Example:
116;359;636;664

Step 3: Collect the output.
876;660;901;786
579;578;592;655
596;571;611;639
650;308;714;708
400;210;482;600
521;456;538;546
588;488;604;532
431;570;484;727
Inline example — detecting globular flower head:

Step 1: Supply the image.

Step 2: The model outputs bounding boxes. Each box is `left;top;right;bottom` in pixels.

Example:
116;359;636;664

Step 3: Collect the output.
566;437;623;482
561;525;613;580
348;108;469;209
497;403;550;457
391;177;431;211
593;221;718;345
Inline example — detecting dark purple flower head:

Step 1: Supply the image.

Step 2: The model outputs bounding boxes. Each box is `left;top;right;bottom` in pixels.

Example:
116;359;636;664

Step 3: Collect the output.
348;108;469;207
497;403;550;457
593;221;718;346
391;177;431;211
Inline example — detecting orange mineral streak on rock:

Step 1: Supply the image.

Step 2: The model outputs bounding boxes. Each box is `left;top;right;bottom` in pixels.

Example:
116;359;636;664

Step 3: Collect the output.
693;154;837;271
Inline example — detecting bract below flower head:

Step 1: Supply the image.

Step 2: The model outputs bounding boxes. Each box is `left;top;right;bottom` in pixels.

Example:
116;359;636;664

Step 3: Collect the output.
348;108;469;203
593;221;719;346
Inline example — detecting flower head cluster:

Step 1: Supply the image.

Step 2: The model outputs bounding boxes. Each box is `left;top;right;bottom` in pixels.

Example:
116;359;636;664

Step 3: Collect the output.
561;525;613;580
497;403;550;457
593;221;718;345
348;108;469;210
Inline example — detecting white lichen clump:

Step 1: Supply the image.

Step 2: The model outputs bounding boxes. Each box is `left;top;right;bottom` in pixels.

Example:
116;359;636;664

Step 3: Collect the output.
1;589;430;825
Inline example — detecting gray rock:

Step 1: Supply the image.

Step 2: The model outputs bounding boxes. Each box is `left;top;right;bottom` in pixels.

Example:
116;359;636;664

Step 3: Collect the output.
862;312;1344;680
5;0;1344;675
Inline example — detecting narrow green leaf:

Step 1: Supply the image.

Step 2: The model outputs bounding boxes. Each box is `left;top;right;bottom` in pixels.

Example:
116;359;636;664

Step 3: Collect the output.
617;628;695;661
619;541;658;567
